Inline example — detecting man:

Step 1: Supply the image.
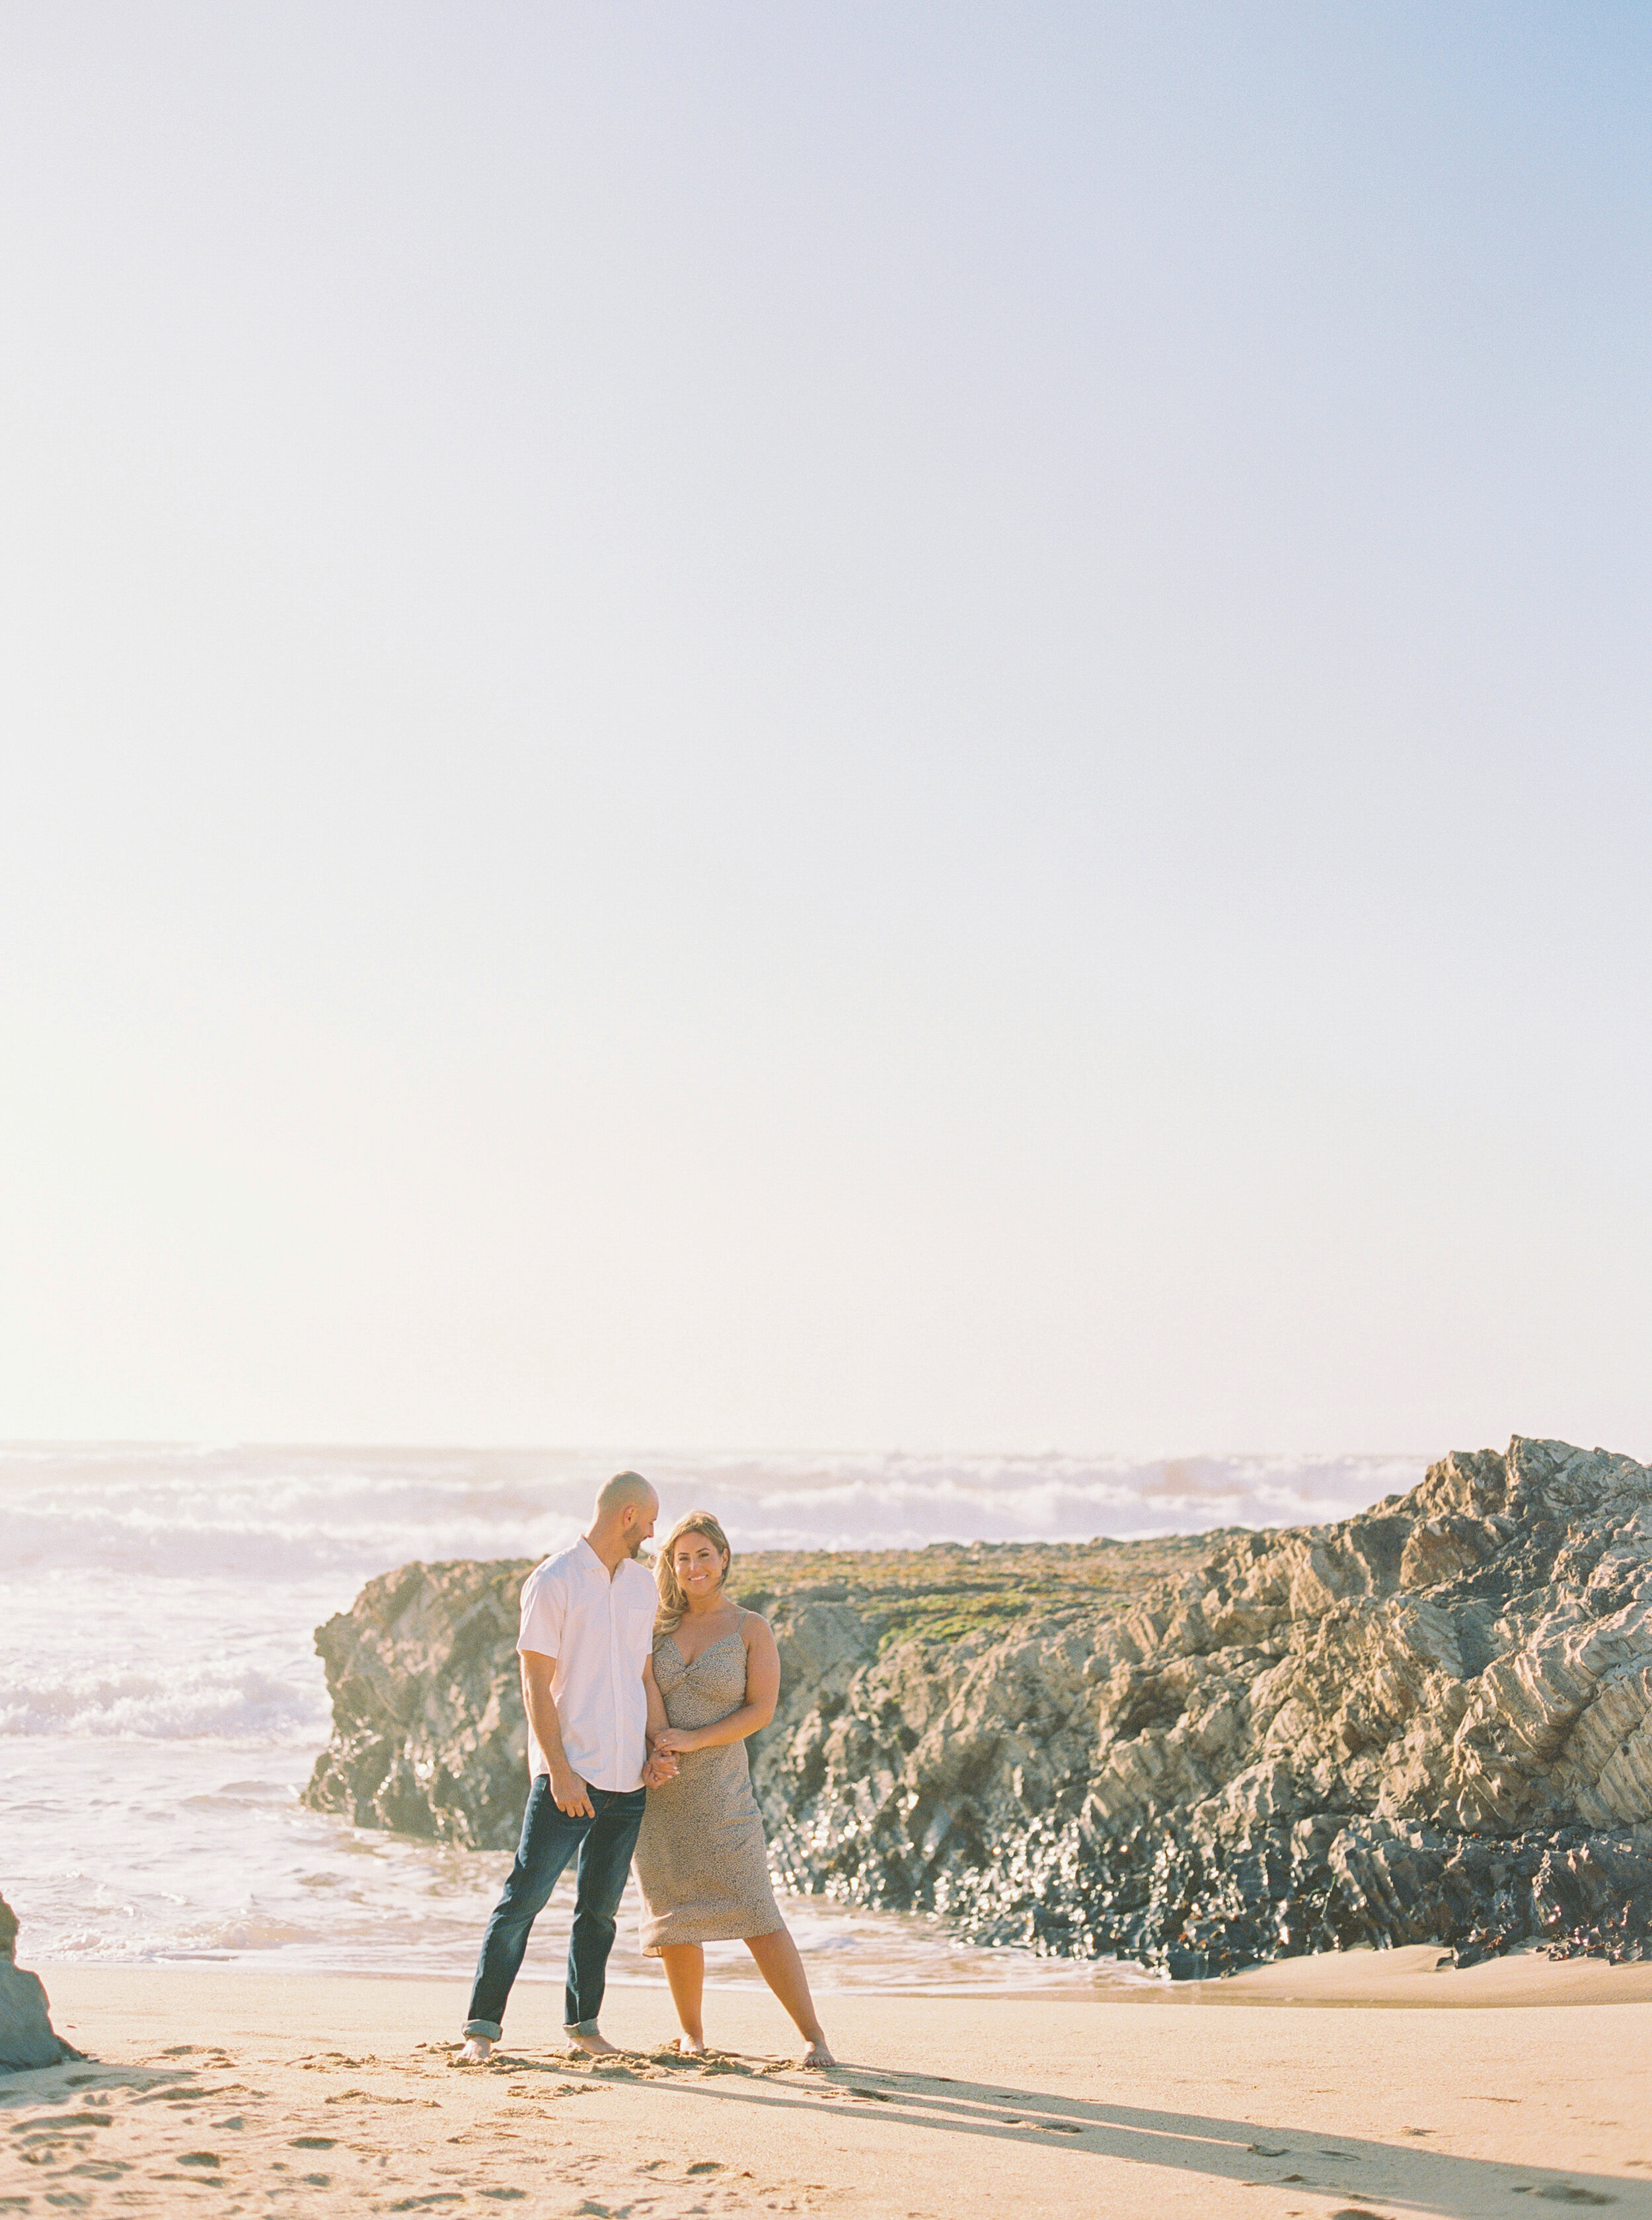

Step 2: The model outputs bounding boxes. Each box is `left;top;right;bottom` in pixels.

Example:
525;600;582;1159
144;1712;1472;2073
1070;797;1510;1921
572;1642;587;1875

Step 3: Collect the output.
459;1471;674;2062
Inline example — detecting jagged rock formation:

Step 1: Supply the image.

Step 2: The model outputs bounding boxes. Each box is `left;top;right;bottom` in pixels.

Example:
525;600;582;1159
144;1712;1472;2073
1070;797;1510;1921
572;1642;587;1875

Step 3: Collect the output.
0;1893;79;2071
305;1555;533;1849
300;1532;1217;1853
304;1437;1652;1972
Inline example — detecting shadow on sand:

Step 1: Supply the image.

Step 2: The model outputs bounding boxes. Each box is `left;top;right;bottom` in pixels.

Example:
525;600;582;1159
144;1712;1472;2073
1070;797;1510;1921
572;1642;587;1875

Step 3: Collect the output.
517;2046;1649;2219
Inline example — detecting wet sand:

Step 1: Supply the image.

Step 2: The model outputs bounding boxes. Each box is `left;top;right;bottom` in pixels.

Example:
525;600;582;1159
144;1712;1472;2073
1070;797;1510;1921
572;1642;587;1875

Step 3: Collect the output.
3;1957;1649;2218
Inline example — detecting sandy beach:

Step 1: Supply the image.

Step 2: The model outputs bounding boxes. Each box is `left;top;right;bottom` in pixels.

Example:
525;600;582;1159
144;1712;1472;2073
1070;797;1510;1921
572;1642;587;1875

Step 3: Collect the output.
3;1954;1649;2219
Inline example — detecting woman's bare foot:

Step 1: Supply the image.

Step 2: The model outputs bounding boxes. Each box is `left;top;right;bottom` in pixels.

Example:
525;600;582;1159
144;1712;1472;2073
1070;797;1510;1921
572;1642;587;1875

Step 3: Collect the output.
671;2035;708;2058
800;2040;835;2069
569;2030;622;2057
457;2036;494;2065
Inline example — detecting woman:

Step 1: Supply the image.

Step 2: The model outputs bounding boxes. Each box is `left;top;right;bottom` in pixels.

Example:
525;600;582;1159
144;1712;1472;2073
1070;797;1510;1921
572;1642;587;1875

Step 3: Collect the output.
634;1512;835;2067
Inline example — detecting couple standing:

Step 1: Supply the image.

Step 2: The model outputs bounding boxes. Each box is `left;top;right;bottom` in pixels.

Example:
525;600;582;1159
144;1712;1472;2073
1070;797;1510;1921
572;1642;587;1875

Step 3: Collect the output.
458;1471;834;2067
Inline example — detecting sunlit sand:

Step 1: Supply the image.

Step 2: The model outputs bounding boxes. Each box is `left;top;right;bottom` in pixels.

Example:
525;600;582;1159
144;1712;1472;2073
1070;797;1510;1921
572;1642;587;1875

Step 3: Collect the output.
4;1958;1648;2217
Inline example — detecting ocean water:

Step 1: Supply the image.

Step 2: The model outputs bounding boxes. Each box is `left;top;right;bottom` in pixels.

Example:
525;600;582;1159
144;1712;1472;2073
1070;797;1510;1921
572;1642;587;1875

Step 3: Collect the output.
0;1443;1423;1997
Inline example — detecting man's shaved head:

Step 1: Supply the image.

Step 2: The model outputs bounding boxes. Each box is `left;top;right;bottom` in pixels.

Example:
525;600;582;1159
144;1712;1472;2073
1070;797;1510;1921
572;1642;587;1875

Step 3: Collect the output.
595;1469;658;1520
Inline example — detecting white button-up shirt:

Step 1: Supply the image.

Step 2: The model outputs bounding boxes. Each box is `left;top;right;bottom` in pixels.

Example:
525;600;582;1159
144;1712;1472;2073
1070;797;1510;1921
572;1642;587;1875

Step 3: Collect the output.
517;1539;658;1793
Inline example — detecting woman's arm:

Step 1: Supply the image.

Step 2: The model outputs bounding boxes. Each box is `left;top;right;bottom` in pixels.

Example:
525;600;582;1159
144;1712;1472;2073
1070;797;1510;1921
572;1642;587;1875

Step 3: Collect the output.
653;1619;780;1754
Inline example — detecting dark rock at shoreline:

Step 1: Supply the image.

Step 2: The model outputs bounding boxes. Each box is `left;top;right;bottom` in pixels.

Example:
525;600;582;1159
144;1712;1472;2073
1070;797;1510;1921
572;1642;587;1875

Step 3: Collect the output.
0;1892;80;2071
302;1436;1652;1973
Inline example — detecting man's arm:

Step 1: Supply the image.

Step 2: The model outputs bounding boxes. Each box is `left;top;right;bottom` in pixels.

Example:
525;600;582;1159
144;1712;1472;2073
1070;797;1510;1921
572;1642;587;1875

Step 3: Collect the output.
520;1650;593;1818
641;1654;679;1789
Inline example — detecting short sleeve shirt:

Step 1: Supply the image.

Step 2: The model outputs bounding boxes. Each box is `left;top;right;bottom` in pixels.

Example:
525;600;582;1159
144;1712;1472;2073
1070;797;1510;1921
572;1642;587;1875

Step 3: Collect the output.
517;1539;658;1793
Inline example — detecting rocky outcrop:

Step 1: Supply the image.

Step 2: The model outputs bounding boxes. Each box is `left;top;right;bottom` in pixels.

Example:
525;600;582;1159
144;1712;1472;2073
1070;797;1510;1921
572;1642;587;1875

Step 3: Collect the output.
304;1557;534;1849
303;1437;1652;1973
0;1894;79;2071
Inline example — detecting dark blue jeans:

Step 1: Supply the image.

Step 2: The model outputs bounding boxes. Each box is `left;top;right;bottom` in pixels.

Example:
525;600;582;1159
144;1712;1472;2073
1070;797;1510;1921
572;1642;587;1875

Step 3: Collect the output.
463;1777;647;2039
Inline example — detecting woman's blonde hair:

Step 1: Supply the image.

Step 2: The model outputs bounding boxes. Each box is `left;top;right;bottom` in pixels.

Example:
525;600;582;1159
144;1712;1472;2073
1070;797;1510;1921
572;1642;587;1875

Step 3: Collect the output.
654;1511;732;1633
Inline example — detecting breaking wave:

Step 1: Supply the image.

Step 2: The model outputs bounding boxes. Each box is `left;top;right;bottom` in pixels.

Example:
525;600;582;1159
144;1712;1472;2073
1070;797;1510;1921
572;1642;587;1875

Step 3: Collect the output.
0;1662;323;1742
0;1442;1426;1580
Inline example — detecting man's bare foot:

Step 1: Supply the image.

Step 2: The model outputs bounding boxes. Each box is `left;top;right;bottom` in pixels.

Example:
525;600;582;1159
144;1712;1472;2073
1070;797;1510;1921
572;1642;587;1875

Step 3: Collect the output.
671;2034;708;2058
800;2040;835;2069
568;2030;623;2057
457;2036;494;2065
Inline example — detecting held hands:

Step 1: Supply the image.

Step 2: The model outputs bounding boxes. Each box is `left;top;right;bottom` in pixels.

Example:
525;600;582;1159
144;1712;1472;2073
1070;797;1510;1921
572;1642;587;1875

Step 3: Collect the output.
643;1727;696;1784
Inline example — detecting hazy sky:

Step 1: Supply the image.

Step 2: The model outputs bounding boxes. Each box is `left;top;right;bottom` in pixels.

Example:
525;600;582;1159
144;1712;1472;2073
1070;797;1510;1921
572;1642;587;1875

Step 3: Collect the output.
2;3;1648;1455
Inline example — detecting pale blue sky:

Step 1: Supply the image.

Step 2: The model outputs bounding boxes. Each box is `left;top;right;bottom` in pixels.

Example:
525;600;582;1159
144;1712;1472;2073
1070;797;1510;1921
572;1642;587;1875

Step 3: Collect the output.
1;3;1648;1452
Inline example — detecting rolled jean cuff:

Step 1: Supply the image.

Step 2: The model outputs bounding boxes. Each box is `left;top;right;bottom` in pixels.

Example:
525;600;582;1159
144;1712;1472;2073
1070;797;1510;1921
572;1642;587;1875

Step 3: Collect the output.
564;2018;600;2037
463;2018;502;2041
